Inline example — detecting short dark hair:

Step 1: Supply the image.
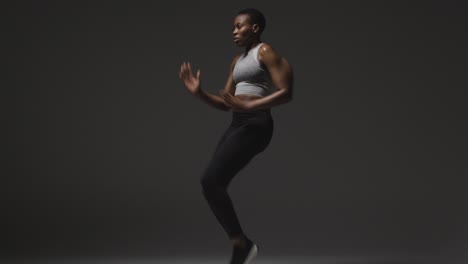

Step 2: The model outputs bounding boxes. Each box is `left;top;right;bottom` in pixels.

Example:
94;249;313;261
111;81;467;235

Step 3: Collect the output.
237;8;266;35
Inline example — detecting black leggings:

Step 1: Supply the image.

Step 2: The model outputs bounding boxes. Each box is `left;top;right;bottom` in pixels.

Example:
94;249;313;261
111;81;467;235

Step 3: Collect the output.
200;108;274;239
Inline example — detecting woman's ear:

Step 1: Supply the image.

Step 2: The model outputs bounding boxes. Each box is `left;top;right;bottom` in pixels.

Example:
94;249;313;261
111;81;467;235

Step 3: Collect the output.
252;24;259;34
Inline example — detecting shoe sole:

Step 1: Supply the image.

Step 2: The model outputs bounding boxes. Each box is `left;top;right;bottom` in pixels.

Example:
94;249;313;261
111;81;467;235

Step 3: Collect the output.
243;243;258;264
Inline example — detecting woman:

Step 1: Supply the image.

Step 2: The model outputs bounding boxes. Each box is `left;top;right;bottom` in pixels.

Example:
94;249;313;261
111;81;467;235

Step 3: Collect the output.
179;8;293;264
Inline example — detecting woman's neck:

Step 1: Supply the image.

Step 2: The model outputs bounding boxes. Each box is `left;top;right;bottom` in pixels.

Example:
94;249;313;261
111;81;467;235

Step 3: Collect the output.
244;38;262;55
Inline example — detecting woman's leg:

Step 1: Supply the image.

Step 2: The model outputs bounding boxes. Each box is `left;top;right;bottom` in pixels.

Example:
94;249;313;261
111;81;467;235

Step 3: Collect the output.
200;123;272;241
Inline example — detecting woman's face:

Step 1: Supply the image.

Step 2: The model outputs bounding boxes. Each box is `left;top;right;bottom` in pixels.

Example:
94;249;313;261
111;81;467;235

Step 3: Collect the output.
232;14;255;46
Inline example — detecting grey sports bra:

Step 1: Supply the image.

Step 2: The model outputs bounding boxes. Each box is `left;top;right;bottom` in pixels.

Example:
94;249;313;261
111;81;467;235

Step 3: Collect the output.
232;43;273;97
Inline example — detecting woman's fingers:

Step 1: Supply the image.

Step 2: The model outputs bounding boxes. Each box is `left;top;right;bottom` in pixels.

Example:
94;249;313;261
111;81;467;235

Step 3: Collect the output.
224;94;235;104
187;62;195;78
222;93;239;109
223;92;233;100
179;62;185;79
180;61;196;80
182;62;188;78
223;95;233;106
179;62;187;79
219;90;243;109
180;62;185;79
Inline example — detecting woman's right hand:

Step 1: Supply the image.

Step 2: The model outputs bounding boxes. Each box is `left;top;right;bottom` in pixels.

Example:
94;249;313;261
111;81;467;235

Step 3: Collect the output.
179;61;201;96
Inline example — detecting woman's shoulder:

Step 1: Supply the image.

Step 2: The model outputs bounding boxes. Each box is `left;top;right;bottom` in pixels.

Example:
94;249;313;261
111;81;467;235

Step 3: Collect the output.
258;42;282;64
258;42;276;54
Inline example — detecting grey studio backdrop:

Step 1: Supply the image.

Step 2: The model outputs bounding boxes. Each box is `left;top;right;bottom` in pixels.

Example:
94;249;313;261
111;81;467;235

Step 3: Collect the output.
5;0;467;263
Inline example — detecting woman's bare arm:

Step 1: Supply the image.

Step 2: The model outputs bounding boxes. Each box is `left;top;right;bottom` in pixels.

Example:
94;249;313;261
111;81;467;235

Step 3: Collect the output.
178;55;239;112
250;44;294;110
195;55;240;111
195;89;229;111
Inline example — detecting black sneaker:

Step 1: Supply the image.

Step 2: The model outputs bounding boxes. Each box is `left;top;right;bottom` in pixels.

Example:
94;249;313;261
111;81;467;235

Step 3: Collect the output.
229;237;259;264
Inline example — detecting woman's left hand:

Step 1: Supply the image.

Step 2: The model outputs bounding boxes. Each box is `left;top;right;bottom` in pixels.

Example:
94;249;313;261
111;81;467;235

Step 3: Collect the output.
219;90;256;112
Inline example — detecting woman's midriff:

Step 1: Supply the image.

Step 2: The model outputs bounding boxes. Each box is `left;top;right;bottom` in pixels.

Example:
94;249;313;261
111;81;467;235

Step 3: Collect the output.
232;94;271;114
235;94;263;101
